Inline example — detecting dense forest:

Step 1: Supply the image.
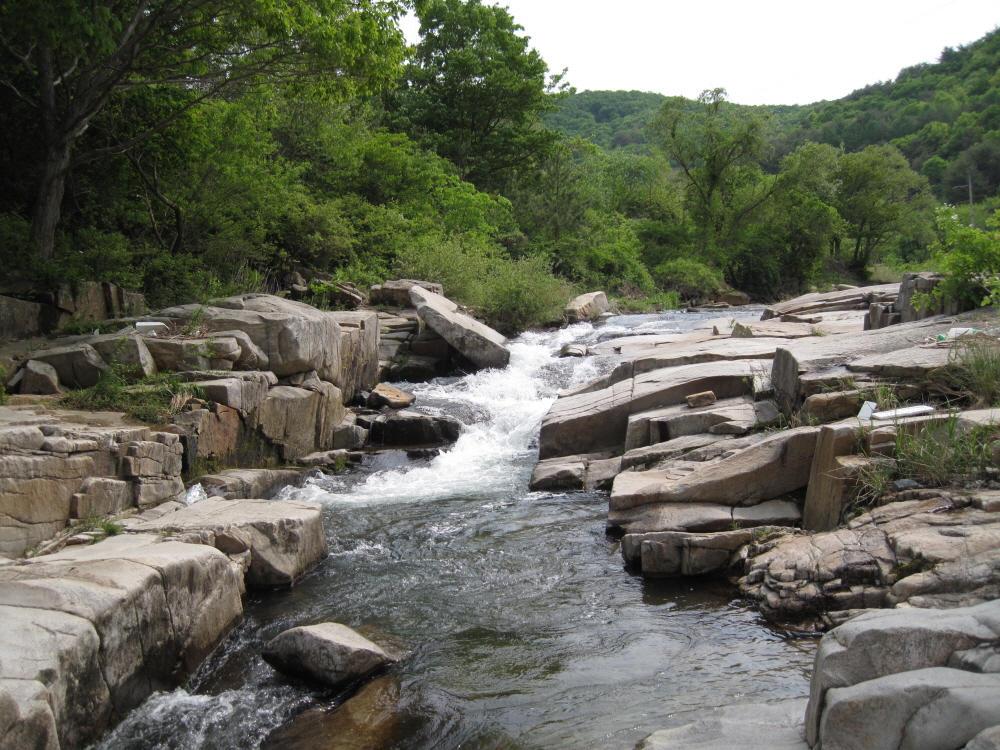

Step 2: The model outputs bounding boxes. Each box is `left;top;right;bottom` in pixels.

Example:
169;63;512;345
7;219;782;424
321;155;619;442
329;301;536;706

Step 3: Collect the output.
1;1;998;329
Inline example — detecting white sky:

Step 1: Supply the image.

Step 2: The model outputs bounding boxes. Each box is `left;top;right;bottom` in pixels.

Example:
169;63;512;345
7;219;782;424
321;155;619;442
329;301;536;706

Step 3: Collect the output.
400;0;1000;106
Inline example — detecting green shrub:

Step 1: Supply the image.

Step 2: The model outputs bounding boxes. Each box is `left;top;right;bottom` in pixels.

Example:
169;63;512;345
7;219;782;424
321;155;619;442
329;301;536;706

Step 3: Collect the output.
479;255;570;334
652;258;724;301
923;208;1000;309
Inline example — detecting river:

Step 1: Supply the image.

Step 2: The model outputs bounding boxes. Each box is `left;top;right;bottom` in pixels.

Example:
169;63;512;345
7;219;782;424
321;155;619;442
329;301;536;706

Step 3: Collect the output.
95;309;816;750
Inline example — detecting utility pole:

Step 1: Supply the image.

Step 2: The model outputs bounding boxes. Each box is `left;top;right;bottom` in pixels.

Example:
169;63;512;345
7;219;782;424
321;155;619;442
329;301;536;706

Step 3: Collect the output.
968;171;975;229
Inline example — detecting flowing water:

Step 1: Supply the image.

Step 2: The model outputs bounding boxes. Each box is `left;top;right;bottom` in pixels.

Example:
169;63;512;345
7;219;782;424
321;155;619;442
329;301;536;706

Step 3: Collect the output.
95;309;817;750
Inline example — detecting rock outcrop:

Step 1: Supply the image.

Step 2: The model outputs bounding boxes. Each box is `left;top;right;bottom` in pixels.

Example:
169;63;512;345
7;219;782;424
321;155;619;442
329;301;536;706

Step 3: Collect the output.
761;284;898;321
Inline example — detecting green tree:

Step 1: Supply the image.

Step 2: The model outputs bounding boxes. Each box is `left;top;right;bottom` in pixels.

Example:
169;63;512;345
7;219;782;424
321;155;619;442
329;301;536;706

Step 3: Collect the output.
646;88;779;258
832;145;934;270
386;0;566;191
0;0;407;262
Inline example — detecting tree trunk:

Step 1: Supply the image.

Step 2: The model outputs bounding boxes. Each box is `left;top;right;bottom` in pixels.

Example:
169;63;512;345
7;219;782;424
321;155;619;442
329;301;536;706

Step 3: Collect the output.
29;139;74;262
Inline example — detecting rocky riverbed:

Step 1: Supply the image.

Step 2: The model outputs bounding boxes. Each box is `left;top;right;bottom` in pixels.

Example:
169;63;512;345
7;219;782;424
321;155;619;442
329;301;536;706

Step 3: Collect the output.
3;275;1000;749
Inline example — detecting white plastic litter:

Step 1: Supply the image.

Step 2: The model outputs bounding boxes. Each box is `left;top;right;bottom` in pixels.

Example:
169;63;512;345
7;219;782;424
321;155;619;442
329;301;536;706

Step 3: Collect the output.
857;401;878;420
136;321;169;337
184;483;208;505
872;405;935;420
948;327;979;338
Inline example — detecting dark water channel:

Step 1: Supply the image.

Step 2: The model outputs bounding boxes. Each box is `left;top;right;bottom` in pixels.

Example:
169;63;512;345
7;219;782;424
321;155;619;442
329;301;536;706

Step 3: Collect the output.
95;309;817;750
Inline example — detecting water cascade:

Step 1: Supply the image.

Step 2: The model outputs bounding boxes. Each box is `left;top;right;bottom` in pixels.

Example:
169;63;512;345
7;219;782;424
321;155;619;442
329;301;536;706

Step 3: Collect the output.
96;311;815;750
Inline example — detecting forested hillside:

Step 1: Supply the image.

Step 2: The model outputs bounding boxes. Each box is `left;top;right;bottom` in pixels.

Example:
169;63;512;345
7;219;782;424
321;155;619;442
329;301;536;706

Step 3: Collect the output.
772;27;1000;204
1;1;997;320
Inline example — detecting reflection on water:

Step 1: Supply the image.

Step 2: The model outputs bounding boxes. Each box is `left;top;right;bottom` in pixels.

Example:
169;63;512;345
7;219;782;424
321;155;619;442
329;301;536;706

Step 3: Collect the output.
95;308;816;750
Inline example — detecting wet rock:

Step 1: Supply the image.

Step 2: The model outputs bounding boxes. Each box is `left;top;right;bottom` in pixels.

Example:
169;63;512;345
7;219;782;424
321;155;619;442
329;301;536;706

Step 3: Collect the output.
260;676;403;750
622;528;755;576
409;287;509;370
529;456;586;491
262;623;396;689
559;343;588;358
638;699;808;750
565;291;610;324
368;411;461;447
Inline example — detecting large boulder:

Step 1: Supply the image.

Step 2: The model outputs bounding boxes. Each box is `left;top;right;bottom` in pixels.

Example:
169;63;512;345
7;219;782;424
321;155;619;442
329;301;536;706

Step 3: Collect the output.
151;294;341;381
371;279;443;307
251;383;345;460
565;291;610;324
368;410;461;446
81;333;157;380
262;622;396;689
0;295;58;344
804;600;1000;747
0;534;244;749
328;311;380;402
28;344;108;389
409;286;509;370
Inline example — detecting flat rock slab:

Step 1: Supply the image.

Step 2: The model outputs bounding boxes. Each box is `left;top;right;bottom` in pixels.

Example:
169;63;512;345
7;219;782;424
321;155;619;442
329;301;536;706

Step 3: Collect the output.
770;315;970;408
539;359;767;459
262;622;396;689
610;426;819;510
638;699;808;750
762;284;899;320
368;383;415;409
847;344;953;378
130;497;328;586
409;287;509;370
621;434;733;470
608;498;801;535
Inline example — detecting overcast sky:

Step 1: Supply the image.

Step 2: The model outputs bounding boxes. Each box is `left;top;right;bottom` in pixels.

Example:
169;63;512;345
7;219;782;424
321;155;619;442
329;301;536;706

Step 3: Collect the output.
400;0;999;106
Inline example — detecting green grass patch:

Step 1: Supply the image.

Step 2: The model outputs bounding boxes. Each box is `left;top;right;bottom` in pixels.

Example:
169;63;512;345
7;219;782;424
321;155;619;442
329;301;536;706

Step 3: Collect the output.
62;366;204;423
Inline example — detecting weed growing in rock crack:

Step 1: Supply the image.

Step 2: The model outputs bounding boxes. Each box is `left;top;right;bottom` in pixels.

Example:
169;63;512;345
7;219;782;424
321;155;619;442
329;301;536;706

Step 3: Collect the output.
891;557;935;580
0;364;8;405
182;306;207;335
894;417;999;486
62;352;204;423
858;381;902;412
809;325;827;336
925;335;1000;408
